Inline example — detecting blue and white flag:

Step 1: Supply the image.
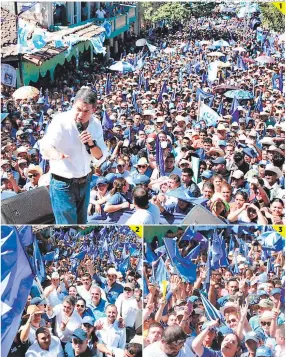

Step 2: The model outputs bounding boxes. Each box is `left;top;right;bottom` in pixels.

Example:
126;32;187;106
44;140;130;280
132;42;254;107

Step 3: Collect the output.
146;42;157;53
1;226;35;357
102;21;112;37
200;291;225;323
18;226;34;246
199;102;220;127
90;36;106;55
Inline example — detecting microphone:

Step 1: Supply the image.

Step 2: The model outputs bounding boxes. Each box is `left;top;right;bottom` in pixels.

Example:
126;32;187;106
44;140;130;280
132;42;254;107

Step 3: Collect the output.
76;122;90;151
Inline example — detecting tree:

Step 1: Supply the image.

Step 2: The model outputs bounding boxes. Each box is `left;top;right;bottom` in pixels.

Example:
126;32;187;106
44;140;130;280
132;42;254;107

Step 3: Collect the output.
260;3;285;32
141;2;191;24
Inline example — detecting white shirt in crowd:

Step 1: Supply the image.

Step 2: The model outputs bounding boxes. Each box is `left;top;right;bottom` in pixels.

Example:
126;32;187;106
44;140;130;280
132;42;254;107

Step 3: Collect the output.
126;203;160;224
40;110;108;179
25;335;64;357
115;294;139;328
49;304;82;342
77;285;107;306
143;341;192;357
43;285;64;307
96;317;126;350
96;9;106;18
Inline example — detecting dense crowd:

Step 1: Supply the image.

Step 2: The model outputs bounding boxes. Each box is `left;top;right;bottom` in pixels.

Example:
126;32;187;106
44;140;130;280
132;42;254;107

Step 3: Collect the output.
1;9;285;224
8;226;142;357
143;226;285;357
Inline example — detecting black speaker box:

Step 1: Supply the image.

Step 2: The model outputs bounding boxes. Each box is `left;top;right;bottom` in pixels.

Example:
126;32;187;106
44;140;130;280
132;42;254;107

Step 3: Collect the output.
1;187;55;224
182;205;225;225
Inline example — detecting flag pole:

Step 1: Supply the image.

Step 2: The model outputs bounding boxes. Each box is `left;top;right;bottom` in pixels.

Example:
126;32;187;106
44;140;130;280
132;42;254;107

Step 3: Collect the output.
14;2;24;87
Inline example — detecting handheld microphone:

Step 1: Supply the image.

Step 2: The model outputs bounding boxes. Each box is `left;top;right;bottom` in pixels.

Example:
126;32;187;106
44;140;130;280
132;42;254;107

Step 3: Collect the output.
76;122;90;151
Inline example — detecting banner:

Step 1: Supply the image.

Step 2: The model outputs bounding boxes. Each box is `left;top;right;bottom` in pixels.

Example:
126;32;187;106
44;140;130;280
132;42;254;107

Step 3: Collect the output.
199;101;221;127
1;64;17;87
207;61;219;81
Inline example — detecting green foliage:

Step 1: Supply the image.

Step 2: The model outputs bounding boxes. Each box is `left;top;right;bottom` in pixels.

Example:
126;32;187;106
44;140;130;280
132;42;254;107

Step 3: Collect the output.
141;2;191;24
260;3;285;32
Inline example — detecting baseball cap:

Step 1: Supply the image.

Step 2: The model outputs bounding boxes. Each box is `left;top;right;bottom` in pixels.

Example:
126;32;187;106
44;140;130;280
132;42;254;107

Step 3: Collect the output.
82;316;95;326
270;288;281;295
72;328;87;341
96;177;108;186
231;170;244;180
133;174;150;186
257;290;269;297
125;283;135;290
30;297;47;306
201;170;213;179
245;331;260;344
258;299;274;309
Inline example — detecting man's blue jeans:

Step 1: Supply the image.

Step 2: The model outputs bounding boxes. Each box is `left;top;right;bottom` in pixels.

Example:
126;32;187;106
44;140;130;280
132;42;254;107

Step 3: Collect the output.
50;176;90;224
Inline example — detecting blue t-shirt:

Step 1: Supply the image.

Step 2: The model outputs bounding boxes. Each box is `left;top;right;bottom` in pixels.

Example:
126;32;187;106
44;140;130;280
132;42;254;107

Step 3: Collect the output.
103;282;124;304
202;347;223;357
87;298;109;320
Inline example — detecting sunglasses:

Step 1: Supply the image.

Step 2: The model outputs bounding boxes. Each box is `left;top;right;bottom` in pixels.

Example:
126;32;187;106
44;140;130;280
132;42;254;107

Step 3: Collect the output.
227;318;237;324
76;304;85;308
124;288;132;292
28;173;39;178
117;164;124;168
137;165;147;169
83;323;92;328
261;321;271;326
259;165;266;168
72;338;84;345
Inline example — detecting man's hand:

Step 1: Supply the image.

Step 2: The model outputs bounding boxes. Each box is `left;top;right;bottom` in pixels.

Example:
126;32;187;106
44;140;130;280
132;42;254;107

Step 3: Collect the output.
79;130;93;146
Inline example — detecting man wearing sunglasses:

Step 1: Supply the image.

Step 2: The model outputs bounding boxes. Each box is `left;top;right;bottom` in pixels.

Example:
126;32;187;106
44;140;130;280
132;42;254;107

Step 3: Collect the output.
143;325;191;357
22;165;43;191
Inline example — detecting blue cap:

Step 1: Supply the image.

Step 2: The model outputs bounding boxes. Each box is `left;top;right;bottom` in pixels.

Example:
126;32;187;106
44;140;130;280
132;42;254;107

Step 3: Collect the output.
217;296;230;306
30;297;47;306
105;173;116;184
201;170;213;179
270;288;281;296
211;157;226;165
243;148;258;158
258;290;269;297
218;140;227;147
256;346;272;357
188;296;199;303
218;326;233;336
133;174;150;186
37;97;45;104
82;316;95;326
96;177;108;186
258;160;269;166
72;328;87;341
245;331;260;343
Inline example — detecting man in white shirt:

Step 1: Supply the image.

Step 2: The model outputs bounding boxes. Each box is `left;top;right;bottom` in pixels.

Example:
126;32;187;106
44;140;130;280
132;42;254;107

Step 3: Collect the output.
115;283;139;342
40;87;108;224
143;325;191;357
96;305;126;350
25;327;64;357
96;7;106;18
43;272;64;307
46;296;82;343
77;273;106;306
126;187;160;224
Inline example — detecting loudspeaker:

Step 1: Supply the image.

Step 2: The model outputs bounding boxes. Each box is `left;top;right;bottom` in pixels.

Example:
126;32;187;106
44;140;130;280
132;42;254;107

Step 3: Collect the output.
182;205;225;225
1;187;55;224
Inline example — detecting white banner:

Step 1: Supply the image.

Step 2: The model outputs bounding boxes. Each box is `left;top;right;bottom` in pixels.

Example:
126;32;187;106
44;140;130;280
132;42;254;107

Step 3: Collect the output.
1;64;17;87
207;61;219;81
199;102;221;127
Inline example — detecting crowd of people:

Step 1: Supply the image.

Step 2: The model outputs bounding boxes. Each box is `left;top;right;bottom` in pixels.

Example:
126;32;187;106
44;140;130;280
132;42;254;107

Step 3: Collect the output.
1;7;285;224
8;226;142;357
143;225;285;357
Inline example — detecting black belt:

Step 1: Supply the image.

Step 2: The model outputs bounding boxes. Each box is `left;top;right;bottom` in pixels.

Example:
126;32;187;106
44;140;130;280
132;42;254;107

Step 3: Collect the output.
52;173;90;185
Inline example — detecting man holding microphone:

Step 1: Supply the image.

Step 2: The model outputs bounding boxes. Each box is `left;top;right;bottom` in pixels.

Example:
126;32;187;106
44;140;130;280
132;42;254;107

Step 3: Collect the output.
41;87;108;224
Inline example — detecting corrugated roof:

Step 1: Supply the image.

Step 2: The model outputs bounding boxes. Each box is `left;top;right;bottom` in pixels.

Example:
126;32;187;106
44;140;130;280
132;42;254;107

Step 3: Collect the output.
1;10;105;65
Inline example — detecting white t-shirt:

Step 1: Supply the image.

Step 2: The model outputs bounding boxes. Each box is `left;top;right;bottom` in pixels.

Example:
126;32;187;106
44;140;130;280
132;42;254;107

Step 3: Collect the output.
25;335;64;357
96;9;106;18
143;341;192;357
96;318;126;350
40;110;108;178
151;167;182;180
50;304;82;342
126;203;160;224
43;285;63;307
115;294;139;327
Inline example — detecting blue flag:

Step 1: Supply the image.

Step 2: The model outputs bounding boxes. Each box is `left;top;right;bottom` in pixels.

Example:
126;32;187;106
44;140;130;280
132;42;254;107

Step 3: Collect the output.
33;238;46;282
1;226;35;357
157;81;168;103
255;93;263;112
203;239;212;292
200;291;225;323
186;244;201;260
42;251;55;262
230;96;239;123
102;110;114;130
118;256;130;274
154;257;169;285
18;226;34;246
145;243;158;264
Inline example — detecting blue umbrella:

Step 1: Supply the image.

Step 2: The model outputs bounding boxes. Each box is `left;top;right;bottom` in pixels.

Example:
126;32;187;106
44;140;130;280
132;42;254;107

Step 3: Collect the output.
224;89;254;100
109;61;134;73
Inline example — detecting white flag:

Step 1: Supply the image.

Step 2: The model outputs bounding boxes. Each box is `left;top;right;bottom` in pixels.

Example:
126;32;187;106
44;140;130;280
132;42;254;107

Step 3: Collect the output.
208;61;219;81
199;102;221;127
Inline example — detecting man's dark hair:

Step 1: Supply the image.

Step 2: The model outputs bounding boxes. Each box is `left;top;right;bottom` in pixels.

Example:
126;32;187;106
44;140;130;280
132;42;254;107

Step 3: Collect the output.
126;343;142;357
74;87;97;107
148;322;164;332
202;182;215;192
36;327;50;339
133;187;149;208
182;168;194;177
203;138;212;144
162;325;187;344
169;174;181;184
165;152;175;160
